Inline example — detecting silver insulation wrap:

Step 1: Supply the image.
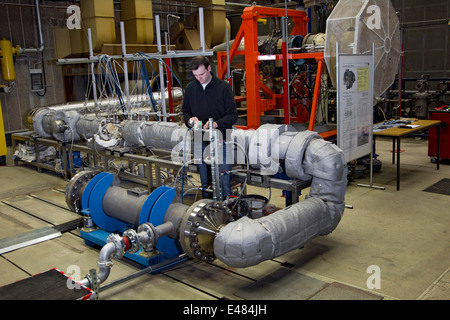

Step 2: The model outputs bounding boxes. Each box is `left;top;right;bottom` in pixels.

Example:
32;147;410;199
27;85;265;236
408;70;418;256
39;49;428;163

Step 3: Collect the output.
52;110;80;142
76;116;105;140
214;130;348;268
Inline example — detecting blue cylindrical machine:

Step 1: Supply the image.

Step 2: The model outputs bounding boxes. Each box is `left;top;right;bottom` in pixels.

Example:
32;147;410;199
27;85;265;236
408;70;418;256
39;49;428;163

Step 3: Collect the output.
67;171;185;262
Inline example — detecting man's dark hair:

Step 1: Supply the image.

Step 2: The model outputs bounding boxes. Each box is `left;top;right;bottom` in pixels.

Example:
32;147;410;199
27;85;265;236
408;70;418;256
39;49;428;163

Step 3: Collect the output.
189;56;210;71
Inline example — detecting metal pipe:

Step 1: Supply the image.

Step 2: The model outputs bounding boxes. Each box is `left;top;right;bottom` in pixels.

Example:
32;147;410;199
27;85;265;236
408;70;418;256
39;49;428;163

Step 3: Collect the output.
39;90;183;112
65;126;347;271
26;89;184;137
226;28;231;81
402;18;449;27
99;254;187;292
79;242;115;288
166;14;181;45
35;0;44;50
155;15;168;122
120;21;131;111
96;242;116;284
21;0;44;53
199;7;205;52
79;207;186;288
87;28;98;107
209;119;222;201
163;202;189;239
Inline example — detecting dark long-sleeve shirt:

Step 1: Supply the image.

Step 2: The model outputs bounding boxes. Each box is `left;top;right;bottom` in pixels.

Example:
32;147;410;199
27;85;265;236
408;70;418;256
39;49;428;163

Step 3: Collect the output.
182;74;238;138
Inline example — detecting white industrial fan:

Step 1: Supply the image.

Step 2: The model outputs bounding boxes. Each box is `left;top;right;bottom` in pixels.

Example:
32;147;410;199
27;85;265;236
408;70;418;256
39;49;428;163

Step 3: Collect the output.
324;0;402;98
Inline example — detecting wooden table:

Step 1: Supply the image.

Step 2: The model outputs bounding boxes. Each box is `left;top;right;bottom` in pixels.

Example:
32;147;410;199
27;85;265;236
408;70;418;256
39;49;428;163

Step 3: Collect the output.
373;119;441;190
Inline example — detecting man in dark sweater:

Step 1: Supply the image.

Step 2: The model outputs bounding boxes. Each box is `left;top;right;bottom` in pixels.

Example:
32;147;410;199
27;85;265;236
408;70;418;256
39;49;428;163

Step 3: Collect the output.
182;56;238;200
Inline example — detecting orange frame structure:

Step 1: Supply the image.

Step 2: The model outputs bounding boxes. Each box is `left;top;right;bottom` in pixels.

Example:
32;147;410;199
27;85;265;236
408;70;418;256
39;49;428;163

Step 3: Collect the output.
217;6;335;138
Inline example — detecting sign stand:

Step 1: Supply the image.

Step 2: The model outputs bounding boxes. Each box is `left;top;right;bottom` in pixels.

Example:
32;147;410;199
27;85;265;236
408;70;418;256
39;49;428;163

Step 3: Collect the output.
336;43;384;190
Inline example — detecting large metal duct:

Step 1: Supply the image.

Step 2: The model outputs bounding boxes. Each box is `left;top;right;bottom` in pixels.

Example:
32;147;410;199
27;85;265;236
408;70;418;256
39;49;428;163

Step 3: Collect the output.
213;130;347;268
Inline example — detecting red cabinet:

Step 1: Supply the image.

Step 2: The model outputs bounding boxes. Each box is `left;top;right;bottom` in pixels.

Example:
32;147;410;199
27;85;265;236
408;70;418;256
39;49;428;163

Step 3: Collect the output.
428;109;450;159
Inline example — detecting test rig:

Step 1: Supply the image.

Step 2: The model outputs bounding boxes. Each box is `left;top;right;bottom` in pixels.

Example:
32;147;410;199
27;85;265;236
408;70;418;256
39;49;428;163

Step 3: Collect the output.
8;5;349;298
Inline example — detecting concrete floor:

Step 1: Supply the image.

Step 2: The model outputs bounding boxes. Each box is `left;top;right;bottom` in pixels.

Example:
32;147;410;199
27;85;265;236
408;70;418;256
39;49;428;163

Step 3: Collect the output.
0;136;449;300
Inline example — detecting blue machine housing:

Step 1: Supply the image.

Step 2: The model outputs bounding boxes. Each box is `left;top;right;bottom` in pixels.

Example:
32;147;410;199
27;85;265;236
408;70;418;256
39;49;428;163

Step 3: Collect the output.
80;172;183;267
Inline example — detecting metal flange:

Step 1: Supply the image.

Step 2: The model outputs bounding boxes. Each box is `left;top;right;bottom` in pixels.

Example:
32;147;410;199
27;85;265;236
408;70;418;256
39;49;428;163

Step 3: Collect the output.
179;200;232;262
106;233;126;259
122;229;139;254
65;170;99;213
137;222;158;252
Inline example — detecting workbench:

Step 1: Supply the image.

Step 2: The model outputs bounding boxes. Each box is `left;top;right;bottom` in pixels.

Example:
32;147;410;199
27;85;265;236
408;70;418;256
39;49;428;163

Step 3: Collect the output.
373;119;441;190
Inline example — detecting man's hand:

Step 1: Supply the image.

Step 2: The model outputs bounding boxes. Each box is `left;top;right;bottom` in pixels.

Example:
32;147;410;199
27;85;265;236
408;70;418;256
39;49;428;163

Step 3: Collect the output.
188;117;199;127
203;121;218;130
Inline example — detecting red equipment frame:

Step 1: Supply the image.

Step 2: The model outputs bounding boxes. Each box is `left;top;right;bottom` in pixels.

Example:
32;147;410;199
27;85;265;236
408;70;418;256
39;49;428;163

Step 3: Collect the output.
217;6;335;139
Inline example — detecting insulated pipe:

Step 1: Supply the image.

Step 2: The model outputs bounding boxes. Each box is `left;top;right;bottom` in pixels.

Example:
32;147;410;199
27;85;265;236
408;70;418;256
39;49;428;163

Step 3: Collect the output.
26;89;184;141
26;89;183;129
76;116;105;140
52;110;80;142
122;120;192;154
141;121;191;150
213;130;347;268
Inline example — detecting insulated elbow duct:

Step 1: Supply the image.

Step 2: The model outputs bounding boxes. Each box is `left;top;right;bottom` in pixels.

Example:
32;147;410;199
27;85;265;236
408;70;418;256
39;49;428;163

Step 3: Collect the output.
214;130;347;268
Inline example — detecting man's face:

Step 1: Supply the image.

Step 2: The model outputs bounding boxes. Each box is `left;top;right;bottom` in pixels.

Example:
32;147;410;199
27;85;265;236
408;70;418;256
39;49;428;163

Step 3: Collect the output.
192;64;212;85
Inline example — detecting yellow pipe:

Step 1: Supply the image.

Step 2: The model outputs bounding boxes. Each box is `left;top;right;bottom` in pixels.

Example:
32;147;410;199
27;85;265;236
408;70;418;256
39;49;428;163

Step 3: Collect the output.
0;38;21;83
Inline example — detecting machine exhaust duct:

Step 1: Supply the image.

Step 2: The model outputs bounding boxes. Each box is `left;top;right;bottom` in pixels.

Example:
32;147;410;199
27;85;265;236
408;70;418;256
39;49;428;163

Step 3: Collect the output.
213;130;347;268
